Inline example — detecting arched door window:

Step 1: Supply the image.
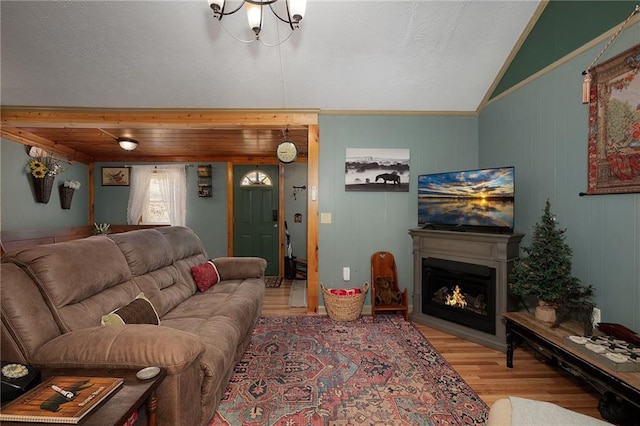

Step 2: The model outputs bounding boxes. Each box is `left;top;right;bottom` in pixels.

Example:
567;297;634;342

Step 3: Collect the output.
240;170;273;187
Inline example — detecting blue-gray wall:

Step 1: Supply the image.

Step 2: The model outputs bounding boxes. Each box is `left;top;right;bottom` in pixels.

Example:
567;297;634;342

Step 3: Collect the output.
1;139;89;230
317;114;478;304
479;24;640;330
93;162;229;258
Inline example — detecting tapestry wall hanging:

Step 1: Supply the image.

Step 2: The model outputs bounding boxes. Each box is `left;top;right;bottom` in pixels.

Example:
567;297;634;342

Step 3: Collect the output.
345;148;409;192
587;43;640;195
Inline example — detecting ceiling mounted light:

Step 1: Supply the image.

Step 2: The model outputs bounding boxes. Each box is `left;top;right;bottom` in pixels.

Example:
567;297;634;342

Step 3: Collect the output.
117;137;139;151
208;0;307;45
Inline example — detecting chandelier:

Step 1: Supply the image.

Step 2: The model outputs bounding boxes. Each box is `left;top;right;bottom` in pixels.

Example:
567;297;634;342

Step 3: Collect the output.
208;0;307;45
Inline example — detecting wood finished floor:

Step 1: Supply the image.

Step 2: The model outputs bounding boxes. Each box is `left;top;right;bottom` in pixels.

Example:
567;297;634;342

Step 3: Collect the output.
263;279;605;421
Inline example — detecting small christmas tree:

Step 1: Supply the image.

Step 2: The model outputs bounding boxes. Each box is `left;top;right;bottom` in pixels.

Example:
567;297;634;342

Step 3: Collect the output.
509;199;594;329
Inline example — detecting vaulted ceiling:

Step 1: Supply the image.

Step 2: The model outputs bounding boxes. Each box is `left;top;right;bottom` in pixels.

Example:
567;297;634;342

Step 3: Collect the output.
0;0;542;162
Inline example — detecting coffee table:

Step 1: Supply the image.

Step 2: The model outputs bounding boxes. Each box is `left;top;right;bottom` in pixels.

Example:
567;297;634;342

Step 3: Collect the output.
1;367;165;426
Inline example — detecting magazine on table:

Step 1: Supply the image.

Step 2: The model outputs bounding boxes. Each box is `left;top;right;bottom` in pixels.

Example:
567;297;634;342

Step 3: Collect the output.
0;375;123;424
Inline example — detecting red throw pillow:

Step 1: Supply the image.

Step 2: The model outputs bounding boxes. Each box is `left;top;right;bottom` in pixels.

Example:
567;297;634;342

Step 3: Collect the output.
191;261;220;292
329;288;362;296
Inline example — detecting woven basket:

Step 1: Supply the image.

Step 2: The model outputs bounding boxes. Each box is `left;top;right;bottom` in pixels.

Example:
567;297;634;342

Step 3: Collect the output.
321;282;369;321
59;185;75;209
33;174;55;204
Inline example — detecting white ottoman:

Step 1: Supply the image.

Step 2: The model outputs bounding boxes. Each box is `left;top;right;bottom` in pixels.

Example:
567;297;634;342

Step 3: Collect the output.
487;397;611;426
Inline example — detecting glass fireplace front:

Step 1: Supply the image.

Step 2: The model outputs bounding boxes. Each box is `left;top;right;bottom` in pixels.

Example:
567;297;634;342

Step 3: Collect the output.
422;257;496;335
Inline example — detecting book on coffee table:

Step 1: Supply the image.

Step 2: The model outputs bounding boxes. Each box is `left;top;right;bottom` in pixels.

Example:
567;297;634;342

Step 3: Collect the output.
0;375;123;424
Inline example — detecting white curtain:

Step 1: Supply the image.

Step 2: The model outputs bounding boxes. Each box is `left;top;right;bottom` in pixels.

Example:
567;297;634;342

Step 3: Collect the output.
127;165;187;226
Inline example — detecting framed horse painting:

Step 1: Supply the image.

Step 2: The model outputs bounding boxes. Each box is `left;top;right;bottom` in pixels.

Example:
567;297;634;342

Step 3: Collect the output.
587;43;640;195
345;148;409;192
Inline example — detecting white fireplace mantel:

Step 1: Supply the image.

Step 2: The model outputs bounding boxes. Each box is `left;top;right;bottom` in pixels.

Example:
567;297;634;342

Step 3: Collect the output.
409;228;524;351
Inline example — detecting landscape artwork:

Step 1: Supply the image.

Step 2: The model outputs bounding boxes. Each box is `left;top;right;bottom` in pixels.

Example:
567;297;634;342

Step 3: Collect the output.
345;148;409;192
417;167;515;229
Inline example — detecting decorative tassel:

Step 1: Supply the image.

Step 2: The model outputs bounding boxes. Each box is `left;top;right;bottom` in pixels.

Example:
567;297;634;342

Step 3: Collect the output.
582;71;592;104
580;5;638;105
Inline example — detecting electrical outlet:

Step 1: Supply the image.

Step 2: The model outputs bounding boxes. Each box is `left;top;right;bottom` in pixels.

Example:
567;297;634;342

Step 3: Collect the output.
343;267;350;281
592;307;601;325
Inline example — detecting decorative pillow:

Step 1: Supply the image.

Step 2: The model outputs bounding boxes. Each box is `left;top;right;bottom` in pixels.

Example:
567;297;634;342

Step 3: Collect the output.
101;293;160;326
329;288;362;296
191;260;220;292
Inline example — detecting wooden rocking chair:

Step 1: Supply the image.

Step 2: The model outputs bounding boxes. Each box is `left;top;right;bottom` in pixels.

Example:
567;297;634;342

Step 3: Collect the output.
370;251;409;321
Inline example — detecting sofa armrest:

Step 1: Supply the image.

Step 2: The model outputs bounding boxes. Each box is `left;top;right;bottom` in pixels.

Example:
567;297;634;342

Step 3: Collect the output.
30;325;205;375
213;257;267;280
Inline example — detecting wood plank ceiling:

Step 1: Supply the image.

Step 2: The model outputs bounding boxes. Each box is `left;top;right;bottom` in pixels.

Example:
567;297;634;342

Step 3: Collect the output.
1;109;315;164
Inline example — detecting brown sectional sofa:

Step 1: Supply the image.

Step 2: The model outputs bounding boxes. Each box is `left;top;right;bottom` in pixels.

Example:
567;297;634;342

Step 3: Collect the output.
1;226;266;425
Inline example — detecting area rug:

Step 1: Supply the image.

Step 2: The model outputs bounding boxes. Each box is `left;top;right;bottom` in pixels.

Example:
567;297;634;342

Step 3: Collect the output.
209;315;488;425
265;276;283;288
288;280;307;307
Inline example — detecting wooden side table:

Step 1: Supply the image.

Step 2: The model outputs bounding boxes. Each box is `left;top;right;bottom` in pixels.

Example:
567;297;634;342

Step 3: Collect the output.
504;312;640;411
1;368;166;426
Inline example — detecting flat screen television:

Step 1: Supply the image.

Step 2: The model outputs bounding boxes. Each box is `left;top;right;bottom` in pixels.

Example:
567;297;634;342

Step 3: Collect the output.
418;166;515;232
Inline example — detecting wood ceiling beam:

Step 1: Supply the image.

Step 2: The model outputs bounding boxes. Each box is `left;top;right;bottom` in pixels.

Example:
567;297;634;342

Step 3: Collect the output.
1;108;319;129
90;155;305;164
1;125;93;164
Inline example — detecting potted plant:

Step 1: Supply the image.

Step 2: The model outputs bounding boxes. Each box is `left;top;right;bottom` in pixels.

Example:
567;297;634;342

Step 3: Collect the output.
509;200;594;330
93;223;111;235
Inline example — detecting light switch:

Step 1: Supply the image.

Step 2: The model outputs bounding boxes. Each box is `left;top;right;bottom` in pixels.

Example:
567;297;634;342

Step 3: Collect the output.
320;213;332;224
343;267;350;281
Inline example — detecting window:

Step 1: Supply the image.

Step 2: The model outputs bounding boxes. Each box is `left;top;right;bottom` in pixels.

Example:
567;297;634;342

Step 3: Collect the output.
127;166;186;226
240;170;273;187
144;176;171;224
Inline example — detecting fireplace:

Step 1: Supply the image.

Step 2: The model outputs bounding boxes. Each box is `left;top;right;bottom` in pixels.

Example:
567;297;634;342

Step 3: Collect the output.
422;258;496;335
409;228;523;351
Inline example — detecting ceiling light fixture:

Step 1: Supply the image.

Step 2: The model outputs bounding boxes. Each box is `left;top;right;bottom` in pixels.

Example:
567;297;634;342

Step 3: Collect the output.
117;137;139;151
207;0;307;45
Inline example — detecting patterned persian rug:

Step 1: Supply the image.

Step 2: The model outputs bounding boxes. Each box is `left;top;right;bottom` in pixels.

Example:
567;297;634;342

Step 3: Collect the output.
210;315;488;425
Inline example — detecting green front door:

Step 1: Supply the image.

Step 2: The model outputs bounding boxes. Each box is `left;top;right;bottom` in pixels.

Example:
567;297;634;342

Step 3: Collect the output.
233;165;279;276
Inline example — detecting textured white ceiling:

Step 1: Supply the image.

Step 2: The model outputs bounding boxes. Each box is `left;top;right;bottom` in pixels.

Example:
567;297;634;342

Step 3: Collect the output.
0;0;540;112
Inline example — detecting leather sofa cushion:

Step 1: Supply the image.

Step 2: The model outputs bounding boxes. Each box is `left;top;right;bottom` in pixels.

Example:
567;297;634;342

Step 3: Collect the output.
161;277;265;411
157;226;207;261
4;237;136;332
0;262;62;361
31;325;205;376
109;229;174;276
110;229;207;316
211;257;267;281
6;236;131;307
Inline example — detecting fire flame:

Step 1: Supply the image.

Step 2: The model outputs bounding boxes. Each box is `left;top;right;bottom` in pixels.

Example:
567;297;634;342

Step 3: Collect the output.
446;285;467;308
